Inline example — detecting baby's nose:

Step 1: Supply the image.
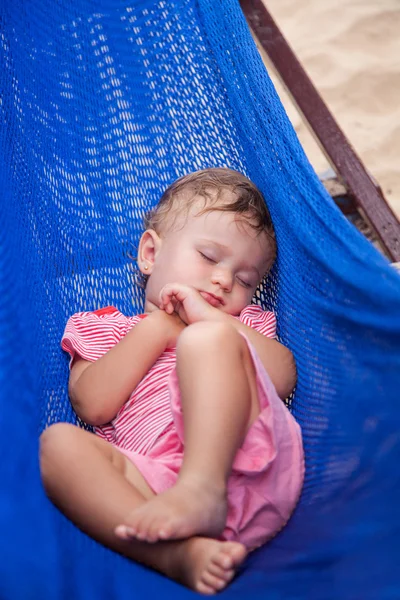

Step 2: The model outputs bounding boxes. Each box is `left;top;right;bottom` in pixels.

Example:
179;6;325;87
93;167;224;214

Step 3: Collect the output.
211;268;233;291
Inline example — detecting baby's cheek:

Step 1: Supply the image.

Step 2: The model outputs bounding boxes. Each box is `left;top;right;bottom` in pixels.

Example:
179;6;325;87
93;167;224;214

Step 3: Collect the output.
238;290;254;312
225;293;247;316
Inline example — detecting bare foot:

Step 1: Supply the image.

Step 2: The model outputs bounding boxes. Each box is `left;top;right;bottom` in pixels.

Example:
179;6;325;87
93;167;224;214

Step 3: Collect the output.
115;479;227;542
176;537;247;595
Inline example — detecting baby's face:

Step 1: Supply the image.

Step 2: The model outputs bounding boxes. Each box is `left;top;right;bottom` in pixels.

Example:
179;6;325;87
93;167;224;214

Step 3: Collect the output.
143;200;273;316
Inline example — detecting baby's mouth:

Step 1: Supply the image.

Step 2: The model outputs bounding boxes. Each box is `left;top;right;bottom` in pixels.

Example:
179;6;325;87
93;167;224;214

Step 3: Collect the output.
199;291;224;308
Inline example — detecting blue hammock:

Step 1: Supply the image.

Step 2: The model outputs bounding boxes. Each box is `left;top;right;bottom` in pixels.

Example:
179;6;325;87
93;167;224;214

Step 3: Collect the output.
1;1;400;598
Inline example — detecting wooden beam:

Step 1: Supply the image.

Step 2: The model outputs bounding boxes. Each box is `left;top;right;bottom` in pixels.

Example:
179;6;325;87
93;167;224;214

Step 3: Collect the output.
240;0;400;261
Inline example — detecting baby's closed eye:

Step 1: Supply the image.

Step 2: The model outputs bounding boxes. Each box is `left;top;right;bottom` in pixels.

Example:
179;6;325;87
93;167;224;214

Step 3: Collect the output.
198;250;217;264
236;277;252;288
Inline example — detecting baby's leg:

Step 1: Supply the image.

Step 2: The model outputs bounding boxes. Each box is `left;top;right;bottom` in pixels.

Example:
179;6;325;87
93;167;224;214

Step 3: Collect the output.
40;423;247;595
118;321;260;543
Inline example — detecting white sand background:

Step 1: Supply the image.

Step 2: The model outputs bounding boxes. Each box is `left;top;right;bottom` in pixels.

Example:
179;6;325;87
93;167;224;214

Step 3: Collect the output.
256;0;400;218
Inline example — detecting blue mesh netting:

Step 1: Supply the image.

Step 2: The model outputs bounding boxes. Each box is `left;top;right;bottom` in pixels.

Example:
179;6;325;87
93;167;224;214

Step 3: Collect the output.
1;0;400;598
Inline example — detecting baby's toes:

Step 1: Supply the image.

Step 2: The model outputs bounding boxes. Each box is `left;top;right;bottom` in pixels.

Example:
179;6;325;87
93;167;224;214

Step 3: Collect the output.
123;512;150;540
196;580;217;596
145;521;168;542
212;543;247;572
150;513;185;541
134;519;155;541
114;524;135;540
200;570;230;593
208;562;235;582
212;551;234;571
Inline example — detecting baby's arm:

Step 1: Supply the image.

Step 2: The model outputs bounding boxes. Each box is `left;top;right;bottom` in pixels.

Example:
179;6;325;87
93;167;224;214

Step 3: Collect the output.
68;310;185;426
159;283;296;401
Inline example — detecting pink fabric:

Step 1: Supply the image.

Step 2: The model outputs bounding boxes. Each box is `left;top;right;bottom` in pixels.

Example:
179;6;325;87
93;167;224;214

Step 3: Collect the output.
62;306;304;550
118;344;304;552
61;305;277;455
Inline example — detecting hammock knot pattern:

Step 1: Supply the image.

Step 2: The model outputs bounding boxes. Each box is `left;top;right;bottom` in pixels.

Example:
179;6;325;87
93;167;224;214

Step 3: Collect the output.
1;1;400;598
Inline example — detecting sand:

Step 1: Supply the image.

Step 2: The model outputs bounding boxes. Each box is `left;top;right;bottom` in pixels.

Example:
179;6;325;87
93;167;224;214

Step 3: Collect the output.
256;0;400;218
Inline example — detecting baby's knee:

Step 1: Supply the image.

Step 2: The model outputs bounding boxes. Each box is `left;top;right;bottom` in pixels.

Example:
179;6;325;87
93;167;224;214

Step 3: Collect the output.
40;422;75;452
177;320;242;356
40;423;76;483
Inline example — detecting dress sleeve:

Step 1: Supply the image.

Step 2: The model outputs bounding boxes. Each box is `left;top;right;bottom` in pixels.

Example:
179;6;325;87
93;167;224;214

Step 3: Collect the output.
61;306;140;367
239;304;277;338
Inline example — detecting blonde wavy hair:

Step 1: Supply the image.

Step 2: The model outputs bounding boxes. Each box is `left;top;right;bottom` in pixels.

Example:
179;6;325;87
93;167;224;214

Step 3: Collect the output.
145;167;275;251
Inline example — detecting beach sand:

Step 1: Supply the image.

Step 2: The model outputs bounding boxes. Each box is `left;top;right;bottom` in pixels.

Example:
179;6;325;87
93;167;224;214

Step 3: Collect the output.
257;0;400;218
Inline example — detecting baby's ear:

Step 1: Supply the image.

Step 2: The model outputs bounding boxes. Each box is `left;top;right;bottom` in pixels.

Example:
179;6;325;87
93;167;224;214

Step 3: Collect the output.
138;229;162;275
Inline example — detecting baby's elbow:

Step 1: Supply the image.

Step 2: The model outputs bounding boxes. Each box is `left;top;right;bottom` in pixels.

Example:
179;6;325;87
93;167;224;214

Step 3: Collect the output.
84;410;111;427
287;352;298;397
75;406;109;427
69;383;108;427
277;350;297;401
73;403;109;427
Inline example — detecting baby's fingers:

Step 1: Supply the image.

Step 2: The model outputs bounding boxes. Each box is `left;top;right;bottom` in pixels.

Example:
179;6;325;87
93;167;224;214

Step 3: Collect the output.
160;300;174;314
159;288;175;314
159;287;170;307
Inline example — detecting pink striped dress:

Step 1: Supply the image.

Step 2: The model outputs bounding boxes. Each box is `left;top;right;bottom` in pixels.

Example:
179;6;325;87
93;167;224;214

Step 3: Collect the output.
61;305;304;550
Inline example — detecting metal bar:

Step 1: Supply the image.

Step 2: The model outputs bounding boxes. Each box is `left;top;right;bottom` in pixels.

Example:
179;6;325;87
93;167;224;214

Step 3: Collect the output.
240;0;400;261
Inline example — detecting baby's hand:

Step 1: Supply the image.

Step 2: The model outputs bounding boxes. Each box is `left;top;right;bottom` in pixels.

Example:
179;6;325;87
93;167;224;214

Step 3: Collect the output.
159;284;218;325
